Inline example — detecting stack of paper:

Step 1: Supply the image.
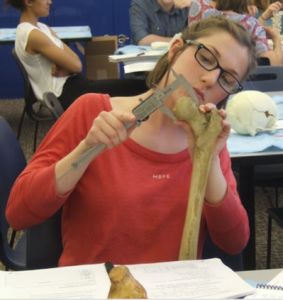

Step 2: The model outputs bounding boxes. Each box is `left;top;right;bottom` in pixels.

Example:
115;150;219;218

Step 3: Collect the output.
0;258;255;299
109;50;166;73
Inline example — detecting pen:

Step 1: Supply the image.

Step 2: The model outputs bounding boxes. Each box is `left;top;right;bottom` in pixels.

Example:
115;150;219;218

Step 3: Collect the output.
137;52;145;56
105;261;114;274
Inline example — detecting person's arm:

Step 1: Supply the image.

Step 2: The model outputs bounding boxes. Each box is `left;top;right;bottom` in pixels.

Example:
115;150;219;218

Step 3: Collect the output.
203;146;250;255
55;110;136;196
258;1;283;26
26;28;82;74
129;0;172;45
202;108;249;254
258;26;283;66
6;94;136;230
49;27;80;60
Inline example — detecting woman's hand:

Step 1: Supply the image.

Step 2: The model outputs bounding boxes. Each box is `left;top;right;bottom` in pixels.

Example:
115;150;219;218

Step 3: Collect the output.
82;110;136;152
51;64;72;77
175;103;230;159
173;0;192;9
263;26;281;40
248;5;258;16
262;1;282;20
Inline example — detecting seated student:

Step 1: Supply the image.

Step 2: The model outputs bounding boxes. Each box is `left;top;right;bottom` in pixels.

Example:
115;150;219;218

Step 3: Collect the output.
6;16;257;267
5;0;147;111
129;0;189;46
189;0;283;66
253;0;283;31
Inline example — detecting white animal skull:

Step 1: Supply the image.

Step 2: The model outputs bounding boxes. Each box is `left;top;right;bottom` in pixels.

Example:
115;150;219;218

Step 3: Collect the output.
226;90;278;136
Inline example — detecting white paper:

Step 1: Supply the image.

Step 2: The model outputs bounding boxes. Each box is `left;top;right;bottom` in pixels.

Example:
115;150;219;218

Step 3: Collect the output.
244;270;283;299
268;270;283;286
124;61;158;73
108;50;165;63
126;258;255;299
0;258;255;299
0;264;110;299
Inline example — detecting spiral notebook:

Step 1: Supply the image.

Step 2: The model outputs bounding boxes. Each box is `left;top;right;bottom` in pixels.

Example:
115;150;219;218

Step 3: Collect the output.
245;271;283;299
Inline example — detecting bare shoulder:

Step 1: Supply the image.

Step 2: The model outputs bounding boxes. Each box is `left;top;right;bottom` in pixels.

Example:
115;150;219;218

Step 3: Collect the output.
28;28;52;45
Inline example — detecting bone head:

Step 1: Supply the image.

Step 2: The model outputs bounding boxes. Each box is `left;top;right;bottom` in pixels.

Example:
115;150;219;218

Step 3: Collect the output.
226;90;278;136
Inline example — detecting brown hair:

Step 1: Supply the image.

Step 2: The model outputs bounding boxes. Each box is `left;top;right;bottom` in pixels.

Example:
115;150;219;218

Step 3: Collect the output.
4;0;28;11
215;0;250;14
253;0;282;11
146;15;257;108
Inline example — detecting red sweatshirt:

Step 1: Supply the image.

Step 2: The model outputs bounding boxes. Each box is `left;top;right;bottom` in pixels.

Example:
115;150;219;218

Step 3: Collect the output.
6;93;249;267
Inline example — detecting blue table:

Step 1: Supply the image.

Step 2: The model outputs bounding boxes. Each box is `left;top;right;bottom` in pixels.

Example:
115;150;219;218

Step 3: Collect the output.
0;26;92;45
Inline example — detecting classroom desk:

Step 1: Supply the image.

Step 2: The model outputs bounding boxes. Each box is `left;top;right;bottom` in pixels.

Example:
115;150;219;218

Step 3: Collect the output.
0;26;92;45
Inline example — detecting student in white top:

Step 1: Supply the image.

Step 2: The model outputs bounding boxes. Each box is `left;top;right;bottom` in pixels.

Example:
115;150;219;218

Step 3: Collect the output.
6;0;147;110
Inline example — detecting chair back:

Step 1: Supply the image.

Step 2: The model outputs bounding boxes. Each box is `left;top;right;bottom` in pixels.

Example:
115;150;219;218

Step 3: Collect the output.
42;92;65;120
11;48;39;120
0;117;63;270
243;66;283;92
0;117;27;270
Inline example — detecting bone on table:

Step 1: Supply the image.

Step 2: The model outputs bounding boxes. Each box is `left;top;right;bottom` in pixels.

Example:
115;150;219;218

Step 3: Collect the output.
173;97;223;260
107;265;148;299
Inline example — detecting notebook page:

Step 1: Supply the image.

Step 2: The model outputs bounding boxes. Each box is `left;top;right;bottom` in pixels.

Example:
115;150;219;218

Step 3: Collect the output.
245;270;283;299
269;270;283;286
126;258;255;299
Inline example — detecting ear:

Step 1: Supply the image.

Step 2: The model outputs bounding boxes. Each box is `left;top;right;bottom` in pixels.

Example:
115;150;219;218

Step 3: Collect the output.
168;38;185;63
24;0;32;7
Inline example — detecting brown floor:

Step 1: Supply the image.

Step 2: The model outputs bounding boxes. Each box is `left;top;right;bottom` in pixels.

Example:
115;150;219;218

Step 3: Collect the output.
0;99;283;271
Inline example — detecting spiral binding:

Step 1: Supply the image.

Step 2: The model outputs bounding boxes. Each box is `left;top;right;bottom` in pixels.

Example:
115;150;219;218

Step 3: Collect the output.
256;284;283;290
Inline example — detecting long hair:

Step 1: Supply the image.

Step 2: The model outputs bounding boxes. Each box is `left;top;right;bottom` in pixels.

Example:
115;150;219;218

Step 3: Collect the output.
253;0;282;11
215;0;250;14
4;0;28;11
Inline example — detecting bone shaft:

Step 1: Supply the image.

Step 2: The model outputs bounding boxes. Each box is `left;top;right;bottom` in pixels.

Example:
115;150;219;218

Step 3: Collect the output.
178;146;214;260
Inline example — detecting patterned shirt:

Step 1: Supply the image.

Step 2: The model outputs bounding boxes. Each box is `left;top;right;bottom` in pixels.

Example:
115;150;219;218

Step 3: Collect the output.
189;0;271;55
130;0;188;45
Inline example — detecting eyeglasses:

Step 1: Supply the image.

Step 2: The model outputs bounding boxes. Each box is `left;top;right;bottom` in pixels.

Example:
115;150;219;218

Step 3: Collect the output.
185;40;243;95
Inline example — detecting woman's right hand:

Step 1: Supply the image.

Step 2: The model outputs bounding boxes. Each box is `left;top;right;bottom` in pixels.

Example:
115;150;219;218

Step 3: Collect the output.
262;1;282;20
83;110;137;151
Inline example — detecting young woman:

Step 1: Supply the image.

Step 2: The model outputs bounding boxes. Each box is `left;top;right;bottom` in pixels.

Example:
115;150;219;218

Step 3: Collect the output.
6;16;257;267
189;0;283;66
5;0;148;110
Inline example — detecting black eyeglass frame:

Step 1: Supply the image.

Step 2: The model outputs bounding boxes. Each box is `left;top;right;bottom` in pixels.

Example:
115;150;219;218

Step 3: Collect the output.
185;39;243;95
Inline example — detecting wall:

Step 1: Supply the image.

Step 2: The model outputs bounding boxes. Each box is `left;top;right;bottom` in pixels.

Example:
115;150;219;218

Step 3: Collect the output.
0;0;132;99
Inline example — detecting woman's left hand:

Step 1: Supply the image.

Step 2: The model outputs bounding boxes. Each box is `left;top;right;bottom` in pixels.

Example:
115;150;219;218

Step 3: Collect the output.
176;103;230;158
51;64;72;77
248;5;258;16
